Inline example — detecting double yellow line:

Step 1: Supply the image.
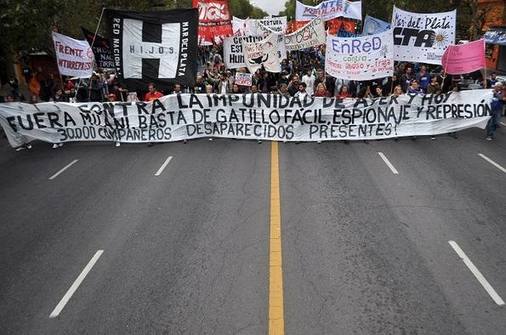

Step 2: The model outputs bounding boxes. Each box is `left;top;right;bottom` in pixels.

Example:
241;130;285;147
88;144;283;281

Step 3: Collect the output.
269;142;284;335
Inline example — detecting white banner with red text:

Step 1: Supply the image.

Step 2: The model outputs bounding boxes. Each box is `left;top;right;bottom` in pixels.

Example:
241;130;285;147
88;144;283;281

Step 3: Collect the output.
52;32;94;78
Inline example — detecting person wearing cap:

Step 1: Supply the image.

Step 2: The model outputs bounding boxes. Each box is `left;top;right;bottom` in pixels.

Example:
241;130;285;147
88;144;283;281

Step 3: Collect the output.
486;82;505;140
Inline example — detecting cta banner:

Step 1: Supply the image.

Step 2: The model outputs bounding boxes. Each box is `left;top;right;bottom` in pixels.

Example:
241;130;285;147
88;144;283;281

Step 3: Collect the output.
192;0;233;45
223;35;286;70
52;32;94;78
392;7;456;65
325;29;394;80
104;9;198;89
442;40;486;75
285;18;326;51
296;0;362;22
82;27;114;69
0;90;492;147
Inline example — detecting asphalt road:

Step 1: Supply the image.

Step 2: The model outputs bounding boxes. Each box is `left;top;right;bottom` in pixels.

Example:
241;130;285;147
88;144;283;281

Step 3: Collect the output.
0;121;505;334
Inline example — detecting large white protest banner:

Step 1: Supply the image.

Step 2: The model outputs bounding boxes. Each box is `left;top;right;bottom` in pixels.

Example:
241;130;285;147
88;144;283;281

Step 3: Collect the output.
232;16;287;36
285;18;326;51
0;90;492;147
52;32;94;78
223;36;286;69
325;29;394;80
392;7;456;65
296;0;362;22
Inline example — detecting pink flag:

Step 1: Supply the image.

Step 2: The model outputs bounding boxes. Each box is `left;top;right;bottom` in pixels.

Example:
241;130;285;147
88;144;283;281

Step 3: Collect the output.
442;39;486;75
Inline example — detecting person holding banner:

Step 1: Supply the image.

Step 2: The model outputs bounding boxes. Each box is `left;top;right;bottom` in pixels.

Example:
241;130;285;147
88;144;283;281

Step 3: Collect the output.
486;82;505;141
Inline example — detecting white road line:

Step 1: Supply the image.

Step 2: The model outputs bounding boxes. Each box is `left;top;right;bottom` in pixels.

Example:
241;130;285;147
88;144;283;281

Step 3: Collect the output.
154;156;173;176
49;159;79;180
478;153;506;173
49;250;104;318
448;241;505;306
378;152;399;175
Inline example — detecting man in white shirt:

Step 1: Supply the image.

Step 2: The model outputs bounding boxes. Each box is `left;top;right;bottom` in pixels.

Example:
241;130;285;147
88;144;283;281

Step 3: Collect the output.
294;83;307;99
302;70;315;96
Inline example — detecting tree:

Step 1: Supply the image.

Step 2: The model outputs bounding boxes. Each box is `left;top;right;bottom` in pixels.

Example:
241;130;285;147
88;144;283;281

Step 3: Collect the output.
279;0;485;41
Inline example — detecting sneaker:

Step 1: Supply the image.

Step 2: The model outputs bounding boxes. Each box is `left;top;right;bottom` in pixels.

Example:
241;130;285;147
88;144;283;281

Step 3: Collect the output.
317;140;322;144
486;136;493;141
52;143;58;149
26;144;32;150
431;136;436;140
15;146;26;152
58;143;64;147
115;142;121;147
208;138;214;141
257;140;262;144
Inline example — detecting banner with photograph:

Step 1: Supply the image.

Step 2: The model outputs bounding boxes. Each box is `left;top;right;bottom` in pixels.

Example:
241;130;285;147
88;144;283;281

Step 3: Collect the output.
242;33;283;73
223;35;286;69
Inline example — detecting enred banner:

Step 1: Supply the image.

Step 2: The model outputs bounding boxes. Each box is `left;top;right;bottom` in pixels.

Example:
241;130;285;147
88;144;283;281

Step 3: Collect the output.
192;0;233;45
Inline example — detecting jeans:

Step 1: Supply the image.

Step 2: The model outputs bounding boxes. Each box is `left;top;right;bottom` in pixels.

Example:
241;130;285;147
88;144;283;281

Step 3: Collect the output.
486;109;502;137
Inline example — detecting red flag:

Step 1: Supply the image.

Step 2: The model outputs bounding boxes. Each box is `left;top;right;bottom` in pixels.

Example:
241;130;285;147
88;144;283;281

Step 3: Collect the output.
287;20;308;34
326;18;356;35
192;0;233;45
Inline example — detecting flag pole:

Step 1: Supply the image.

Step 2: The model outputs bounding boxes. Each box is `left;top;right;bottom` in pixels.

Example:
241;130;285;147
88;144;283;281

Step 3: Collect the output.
441;70;446;93
88;7;106;102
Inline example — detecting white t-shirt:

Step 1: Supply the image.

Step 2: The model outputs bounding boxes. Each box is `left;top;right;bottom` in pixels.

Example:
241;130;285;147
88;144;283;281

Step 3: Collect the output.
220;81;228;94
302;74;315;96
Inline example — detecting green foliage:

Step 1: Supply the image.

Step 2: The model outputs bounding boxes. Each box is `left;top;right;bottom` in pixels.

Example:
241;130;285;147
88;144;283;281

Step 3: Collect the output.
0;0;266;56
279;0;481;40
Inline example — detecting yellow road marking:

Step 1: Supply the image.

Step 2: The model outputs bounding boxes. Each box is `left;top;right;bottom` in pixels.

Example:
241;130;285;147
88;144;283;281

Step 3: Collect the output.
269;141;284;335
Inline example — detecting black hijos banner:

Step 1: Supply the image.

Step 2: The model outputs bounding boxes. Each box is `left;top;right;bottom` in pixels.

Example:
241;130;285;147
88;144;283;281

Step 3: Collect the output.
81;27;114;69
105;9;198;89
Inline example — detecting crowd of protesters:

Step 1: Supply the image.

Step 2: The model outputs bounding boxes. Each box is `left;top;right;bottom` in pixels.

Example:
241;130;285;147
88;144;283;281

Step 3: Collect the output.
1;45;505;143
